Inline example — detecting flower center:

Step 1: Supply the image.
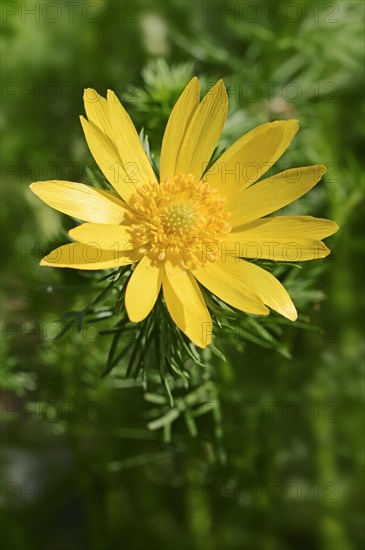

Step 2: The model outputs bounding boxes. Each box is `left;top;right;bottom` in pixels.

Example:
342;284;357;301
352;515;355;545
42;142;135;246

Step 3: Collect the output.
127;174;232;269
164;201;198;235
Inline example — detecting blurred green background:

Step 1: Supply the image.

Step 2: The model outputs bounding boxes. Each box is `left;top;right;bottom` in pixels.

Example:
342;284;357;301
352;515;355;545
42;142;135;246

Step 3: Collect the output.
1;1;364;549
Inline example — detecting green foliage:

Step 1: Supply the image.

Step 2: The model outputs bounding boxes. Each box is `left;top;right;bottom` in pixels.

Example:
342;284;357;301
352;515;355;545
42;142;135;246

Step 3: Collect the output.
123;58;194;130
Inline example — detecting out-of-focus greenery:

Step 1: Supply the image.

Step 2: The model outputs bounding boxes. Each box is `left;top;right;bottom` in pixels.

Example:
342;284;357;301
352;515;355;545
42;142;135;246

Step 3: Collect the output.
1;1;364;549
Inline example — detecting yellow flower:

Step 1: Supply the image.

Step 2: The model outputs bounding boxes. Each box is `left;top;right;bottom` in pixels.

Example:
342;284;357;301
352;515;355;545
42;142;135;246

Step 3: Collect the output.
30;78;338;348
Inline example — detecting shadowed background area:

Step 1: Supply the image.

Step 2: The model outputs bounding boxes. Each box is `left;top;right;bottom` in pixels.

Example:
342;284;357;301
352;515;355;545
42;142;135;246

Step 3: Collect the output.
1;1;364;549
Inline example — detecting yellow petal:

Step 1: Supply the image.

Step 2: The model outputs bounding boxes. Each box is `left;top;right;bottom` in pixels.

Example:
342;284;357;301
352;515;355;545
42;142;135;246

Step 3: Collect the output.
174;80;228;181
163;262;212;348
225;235;330;261
83;88;114;141
30;180;127;223
125;256;163;322
68;223;133;251
228;165;327;227
205;120;299;198
80;116;133;202
40;243;136;270
107;90;157;196
225;215;338;261
192;259;269;315
160;77;200;181
221;257;297;320
232;216;339;239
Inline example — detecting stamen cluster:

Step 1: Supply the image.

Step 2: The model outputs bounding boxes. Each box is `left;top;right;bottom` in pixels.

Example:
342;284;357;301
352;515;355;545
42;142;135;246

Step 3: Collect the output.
127;174;232;268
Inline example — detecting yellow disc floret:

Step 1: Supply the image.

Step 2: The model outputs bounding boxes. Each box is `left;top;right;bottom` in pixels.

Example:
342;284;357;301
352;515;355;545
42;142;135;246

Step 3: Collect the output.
127;174;232;269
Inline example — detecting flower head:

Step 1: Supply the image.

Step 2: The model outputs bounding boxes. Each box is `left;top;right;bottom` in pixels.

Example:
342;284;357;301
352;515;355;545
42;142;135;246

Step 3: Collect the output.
30;78;338;348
